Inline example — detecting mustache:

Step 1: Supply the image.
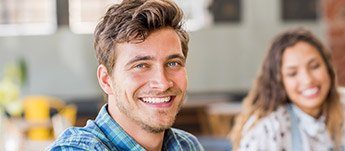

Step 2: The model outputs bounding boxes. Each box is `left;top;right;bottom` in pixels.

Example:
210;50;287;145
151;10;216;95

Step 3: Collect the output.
138;88;183;96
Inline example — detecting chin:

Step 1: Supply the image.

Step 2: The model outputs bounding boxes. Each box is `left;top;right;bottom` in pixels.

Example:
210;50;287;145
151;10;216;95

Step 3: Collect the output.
157;119;175;129
142;123;173;133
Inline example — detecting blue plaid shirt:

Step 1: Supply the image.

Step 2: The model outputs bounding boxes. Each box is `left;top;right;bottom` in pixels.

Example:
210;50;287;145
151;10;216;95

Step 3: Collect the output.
48;104;204;151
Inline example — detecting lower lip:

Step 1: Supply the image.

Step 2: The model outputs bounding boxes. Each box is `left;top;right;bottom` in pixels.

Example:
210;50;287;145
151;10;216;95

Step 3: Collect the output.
141;97;175;108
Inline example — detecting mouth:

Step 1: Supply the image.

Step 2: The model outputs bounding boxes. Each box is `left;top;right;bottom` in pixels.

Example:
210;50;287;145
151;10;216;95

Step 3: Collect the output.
139;96;175;107
301;86;319;98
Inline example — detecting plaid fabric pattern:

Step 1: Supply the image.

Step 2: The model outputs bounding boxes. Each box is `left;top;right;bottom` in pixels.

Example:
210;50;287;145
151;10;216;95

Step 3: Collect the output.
47;104;204;151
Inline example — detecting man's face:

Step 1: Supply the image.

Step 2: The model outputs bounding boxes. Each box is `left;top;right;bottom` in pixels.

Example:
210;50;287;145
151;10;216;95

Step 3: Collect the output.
107;28;187;133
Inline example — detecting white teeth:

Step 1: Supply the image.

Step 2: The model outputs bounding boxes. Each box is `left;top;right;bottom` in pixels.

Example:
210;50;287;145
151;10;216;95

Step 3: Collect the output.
141;97;171;104
302;87;318;96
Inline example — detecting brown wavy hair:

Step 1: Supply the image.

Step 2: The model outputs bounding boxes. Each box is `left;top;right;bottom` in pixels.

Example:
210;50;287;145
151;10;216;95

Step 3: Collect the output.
230;28;343;150
93;0;189;74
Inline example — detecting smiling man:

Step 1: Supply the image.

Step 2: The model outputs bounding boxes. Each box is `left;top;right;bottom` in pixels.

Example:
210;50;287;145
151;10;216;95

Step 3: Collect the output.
48;0;204;151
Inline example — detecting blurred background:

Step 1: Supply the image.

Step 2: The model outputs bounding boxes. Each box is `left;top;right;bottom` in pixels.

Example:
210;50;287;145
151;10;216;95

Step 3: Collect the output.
0;0;344;150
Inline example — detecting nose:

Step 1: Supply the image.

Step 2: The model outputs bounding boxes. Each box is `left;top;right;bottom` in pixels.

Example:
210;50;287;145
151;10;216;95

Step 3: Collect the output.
299;69;313;85
148;68;173;91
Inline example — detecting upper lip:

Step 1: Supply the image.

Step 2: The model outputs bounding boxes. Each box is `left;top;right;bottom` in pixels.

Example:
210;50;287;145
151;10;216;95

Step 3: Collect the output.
139;95;174;98
301;85;318;91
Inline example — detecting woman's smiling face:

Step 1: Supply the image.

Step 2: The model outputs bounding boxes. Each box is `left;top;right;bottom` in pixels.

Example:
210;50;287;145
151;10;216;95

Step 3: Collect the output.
281;41;331;118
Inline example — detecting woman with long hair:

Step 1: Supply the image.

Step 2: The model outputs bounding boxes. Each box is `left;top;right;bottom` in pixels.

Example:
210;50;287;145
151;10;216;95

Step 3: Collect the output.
230;28;344;151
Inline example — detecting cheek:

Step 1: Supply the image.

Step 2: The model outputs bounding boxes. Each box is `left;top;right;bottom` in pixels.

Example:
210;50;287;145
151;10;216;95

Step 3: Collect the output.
172;70;187;89
126;74;147;87
319;70;331;90
318;68;331;81
117;73;148;95
283;78;297;96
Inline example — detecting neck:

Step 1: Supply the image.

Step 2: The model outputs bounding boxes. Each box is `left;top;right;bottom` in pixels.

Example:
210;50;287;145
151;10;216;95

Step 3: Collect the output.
108;101;165;151
294;104;322;119
129;128;165;151
307;109;322;119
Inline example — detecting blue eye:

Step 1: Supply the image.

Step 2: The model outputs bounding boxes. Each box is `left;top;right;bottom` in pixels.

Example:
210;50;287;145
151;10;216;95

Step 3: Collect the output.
134;64;146;69
167;62;179;67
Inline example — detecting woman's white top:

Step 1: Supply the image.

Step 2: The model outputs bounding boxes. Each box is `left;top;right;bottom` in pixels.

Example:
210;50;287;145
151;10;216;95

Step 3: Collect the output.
239;104;345;151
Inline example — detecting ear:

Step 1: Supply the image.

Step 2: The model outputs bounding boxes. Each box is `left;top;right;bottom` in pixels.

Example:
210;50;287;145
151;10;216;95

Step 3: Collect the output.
97;64;114;95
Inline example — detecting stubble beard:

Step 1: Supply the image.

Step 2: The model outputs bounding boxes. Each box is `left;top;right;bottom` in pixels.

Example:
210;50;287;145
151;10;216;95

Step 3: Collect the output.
140;110;175;133
114;89;185;134
116;100;182;133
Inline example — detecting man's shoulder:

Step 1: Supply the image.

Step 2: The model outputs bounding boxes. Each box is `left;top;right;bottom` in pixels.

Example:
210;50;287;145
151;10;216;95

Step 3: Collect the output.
47;126;111;151
168;128;204;150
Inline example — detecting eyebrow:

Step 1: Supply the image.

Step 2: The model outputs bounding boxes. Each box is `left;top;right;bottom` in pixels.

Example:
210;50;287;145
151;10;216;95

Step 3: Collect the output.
125;53;186;66
307;58;319;65
167;54;186;61
126;55;154;66
283;57;318;70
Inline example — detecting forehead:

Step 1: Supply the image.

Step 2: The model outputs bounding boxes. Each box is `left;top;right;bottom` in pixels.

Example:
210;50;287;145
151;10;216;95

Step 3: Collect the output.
282;41;323;67
115;28;183;61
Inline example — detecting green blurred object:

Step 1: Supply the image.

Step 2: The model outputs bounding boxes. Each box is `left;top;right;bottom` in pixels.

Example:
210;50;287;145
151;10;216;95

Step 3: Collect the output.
0;79;20;106
18;58;28;87
0;58;27;116
3;58;28;87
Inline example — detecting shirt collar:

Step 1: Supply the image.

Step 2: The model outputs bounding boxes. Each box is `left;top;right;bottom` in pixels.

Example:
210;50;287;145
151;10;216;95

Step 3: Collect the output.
291;104;326;137
94;104;182;150
95;104;145;151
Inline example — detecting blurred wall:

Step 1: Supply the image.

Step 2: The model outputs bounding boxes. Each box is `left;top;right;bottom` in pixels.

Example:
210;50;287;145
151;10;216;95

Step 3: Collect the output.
0;28;99;99
324;0;345;86
187;0;326;92
0;0;327;99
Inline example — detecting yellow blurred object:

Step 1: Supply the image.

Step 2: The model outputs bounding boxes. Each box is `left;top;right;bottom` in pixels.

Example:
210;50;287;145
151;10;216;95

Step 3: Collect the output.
24;96;51;140
59;105;77;126
52;105;77;138
24;96;67;140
